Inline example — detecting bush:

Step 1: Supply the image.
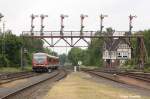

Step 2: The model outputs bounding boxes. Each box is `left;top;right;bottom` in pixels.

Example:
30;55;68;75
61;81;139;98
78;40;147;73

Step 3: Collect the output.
0;55;10;67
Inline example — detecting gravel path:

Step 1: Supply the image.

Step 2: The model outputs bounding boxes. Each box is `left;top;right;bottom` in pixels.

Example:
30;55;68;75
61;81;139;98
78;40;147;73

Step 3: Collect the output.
87;72;150;97
42;72;150;99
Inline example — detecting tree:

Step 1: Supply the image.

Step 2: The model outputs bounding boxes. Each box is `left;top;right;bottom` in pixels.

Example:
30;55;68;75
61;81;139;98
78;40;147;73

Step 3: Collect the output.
143;30;150;56
86;37;104;66
59;53;67;65
44;48;52;54
22;37;44;53
123;30;150;68
0;31;22;66
68;48;83;66
67;30;105;67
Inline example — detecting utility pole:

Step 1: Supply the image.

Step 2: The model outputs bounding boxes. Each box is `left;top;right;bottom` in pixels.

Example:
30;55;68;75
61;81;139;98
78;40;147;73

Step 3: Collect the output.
30;14;38;35
0;13;4;57
80;14;88;36
3;21;6;33
21;47;23;70
2;21;6;59
40;14;48;36
100;14;108;67
60;14;69;54
128;15;137;66
21;47;28;70
0;13;4;34
129;14;137;35
0;13;4;22
60;14;68;36
100;14;108;33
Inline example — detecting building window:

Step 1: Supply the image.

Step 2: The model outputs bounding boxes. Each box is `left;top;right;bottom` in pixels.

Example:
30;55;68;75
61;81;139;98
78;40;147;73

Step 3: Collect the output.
117;52;121;58
118;52;120;56
123;52;128;58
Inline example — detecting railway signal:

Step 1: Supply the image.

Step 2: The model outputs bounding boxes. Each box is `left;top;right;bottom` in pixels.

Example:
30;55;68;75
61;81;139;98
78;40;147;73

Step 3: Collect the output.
60;14;68;36
30;14;38;35
80;14;88;36
100;14;108;33
129;14;137;35
0;13;4;34
0;13;4;58
40;14;48;36
0;13;4;21
2;21;6;57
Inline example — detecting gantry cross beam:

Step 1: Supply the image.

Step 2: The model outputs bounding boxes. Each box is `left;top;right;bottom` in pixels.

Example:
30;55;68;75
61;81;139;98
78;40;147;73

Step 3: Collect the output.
22;31;142;47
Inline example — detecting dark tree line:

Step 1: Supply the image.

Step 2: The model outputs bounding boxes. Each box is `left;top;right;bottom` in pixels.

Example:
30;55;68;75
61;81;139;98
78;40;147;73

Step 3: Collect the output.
0;30;45;67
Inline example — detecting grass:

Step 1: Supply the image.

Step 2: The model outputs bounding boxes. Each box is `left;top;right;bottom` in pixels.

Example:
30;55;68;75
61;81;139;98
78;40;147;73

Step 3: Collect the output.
80;65;100;69
0;66;32;73
144;67;150;72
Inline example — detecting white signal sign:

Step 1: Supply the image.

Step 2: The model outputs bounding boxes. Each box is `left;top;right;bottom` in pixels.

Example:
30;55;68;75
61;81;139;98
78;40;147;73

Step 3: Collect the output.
78;61;82;65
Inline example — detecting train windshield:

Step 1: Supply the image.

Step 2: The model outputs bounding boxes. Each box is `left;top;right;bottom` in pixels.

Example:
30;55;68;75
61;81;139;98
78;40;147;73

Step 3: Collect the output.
33;54;46;63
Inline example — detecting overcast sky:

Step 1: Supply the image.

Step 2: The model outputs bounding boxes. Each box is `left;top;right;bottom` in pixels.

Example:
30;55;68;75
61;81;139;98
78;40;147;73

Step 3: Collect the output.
0;0;150;54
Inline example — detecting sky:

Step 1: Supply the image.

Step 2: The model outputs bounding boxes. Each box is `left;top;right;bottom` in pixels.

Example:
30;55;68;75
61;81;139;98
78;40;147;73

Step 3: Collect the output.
0;0;150;54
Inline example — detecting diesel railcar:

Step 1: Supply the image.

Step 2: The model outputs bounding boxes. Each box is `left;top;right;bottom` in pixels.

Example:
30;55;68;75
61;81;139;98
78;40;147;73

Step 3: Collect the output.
32;52;59;72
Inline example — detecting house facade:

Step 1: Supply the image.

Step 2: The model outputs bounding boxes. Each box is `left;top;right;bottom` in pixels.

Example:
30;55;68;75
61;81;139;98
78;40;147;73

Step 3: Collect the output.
103;38;131;68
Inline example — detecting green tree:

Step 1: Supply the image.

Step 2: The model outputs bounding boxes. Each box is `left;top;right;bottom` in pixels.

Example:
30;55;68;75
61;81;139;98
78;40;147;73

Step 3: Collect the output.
59;53;67;65
68;48;83;66
22;37;44;53
143;30;150;56
0;31;22;66
44;48;52;54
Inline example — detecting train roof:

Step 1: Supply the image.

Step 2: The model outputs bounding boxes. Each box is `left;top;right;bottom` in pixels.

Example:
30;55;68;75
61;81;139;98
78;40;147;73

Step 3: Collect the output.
33;52;59;59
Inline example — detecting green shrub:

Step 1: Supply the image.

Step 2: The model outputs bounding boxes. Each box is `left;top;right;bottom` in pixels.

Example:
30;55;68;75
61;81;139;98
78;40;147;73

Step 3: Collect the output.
0;55;10;67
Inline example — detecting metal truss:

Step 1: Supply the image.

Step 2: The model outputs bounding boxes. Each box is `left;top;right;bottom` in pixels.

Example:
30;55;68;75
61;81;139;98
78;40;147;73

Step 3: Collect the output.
22;31;142;47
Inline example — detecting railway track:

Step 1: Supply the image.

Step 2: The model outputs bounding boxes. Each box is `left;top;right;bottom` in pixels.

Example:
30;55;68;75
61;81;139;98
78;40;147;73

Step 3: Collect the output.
100;69;150;83
0;69;67;99
0;71;39;84
118;72;150;82
82;68;150;90
82;68;150;83
82;69;122;83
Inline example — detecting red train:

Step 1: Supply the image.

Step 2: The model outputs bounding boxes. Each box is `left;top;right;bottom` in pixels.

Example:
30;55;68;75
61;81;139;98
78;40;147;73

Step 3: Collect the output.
32;52;59;72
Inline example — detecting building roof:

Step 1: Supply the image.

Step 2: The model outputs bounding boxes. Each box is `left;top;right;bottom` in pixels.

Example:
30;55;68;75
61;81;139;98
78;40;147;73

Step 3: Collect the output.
104;38;131;51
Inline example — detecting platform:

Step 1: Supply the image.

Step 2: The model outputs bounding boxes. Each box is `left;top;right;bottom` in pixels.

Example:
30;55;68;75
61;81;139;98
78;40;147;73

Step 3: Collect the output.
43;72;149;99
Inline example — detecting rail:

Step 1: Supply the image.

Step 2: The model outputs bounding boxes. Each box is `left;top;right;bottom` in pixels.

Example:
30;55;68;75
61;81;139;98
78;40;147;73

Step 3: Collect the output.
0;71;39;84
0;69;67;99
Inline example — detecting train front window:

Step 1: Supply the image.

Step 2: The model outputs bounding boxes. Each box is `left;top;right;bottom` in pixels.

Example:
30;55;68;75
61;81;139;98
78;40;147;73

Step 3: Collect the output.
33;55;46;63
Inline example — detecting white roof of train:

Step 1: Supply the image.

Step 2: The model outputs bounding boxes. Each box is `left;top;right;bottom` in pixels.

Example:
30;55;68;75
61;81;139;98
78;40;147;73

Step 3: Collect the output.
33;52;59;59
